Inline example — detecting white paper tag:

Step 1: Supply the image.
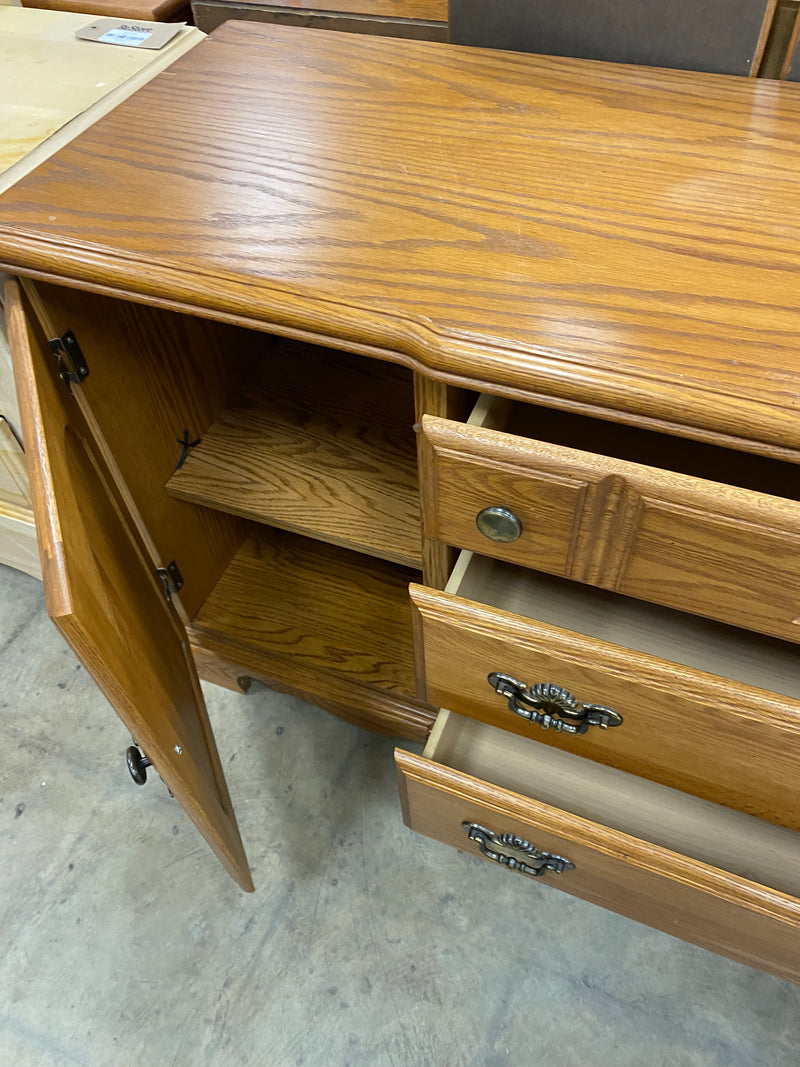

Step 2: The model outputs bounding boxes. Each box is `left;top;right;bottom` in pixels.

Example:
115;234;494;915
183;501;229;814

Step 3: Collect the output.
75;18;185;50
97;28;153;47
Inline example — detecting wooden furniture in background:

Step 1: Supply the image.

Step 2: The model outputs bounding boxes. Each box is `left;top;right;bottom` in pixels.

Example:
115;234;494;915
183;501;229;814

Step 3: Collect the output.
3;24;800;980
780;1;800;76
192;0;447;39
449;0;777;76
0;7;203;577
21;0;189;22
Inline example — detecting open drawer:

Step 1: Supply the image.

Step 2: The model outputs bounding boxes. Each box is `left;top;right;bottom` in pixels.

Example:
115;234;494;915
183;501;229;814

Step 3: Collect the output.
396;710;800;983
419;399;800;641
410;552;800;829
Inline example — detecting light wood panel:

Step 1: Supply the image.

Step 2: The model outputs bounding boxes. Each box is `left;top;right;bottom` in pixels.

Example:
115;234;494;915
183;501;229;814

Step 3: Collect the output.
24;281;253;619
192;526;419;697
5;278;252;890
411;556;800;827
0;416;30;508
0;498;40;578
0;8;202;193
3;25;800;453
419;413;800;642
396;726;800;984
168;340;422;568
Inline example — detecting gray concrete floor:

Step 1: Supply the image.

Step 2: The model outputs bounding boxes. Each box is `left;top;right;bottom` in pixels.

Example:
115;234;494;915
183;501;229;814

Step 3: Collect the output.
1;561;800;1067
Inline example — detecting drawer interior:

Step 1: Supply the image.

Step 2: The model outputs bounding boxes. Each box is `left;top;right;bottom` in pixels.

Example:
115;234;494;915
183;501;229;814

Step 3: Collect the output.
447;550;800;700
425;709;800;898
476;393;800;499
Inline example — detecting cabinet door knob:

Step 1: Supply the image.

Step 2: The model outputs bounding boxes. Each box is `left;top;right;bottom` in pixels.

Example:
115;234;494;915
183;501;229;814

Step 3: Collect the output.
462;822;574;878
476;506;522;543
488;672;623;734
126;746;153;785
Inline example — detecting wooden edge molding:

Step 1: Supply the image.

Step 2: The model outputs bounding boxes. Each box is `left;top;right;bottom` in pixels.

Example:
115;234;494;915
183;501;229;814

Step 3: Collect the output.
2;240;800;456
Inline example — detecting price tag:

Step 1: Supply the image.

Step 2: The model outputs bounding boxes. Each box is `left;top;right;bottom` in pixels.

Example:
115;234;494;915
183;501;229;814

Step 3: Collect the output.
97;28;153;47
75;18;184;50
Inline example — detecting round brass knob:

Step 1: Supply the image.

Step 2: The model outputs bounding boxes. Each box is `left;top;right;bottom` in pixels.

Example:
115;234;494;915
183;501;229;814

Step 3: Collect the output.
476;506;522;543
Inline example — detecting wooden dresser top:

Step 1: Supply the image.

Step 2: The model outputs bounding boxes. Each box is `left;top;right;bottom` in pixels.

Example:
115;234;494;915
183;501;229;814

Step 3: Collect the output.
1;22;800;453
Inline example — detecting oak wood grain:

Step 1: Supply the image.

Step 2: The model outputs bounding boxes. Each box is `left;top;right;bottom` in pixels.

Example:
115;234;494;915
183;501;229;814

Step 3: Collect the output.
2;25;800;452
168;340;422;568
5;278;252;890
0;415;30;509
190;633;437;740
411;570;800;828
25;280;252;619
192;525;419;696
395;746;800;984
420;413;800;641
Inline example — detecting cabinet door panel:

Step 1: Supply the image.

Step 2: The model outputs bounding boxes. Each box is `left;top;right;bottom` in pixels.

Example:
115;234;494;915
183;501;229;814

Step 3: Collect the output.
6;279;252;891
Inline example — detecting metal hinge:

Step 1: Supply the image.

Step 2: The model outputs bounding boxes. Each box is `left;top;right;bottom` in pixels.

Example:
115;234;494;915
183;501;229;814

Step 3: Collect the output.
49;330;89;387
157;560;184;600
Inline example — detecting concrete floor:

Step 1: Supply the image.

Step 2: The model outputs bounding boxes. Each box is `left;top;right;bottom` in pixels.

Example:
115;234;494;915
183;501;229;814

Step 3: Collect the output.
2;562;800;1067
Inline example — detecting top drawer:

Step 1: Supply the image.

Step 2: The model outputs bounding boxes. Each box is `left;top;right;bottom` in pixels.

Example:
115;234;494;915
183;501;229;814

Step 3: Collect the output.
419;402;800;642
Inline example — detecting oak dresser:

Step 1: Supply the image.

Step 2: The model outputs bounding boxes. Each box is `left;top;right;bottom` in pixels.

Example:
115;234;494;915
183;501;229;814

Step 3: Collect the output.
2;23;800;982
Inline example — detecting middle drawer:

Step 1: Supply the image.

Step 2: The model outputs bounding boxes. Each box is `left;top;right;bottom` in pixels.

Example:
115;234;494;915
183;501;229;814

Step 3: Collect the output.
411;552;800;830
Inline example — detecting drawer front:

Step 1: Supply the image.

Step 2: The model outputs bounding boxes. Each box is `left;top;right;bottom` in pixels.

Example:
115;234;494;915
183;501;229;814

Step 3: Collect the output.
396;748;800;983
419;415;800;642
411;583;800;830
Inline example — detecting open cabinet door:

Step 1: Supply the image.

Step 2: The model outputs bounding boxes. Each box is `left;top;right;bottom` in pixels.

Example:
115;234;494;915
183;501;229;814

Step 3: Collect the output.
5;279;253;891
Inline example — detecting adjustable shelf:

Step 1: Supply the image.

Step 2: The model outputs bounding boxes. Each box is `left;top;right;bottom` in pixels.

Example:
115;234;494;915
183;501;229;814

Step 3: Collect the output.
167;339;422;568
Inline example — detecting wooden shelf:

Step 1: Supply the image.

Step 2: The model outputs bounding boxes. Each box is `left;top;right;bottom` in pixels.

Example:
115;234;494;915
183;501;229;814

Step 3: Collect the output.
167;339;422;568
191;526;418;697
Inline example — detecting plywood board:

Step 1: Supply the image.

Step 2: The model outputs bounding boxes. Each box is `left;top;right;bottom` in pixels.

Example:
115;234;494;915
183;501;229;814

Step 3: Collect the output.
0;416;29;508
0;499;40;578
0;8;203;192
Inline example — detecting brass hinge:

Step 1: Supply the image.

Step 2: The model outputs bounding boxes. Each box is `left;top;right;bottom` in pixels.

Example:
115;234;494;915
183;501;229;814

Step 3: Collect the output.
49;330;89;387
157;560;184;600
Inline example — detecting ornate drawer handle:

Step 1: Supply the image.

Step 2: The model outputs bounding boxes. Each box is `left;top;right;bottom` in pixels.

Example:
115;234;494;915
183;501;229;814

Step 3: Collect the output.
488;672;623;734
462;822;574;878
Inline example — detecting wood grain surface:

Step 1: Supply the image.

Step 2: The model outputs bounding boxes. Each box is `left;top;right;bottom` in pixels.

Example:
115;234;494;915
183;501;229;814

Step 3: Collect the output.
21;0;187;20
0;416;30;508
23;281;252;620
395;748;800;983
5;279;252;890
410;576;800;828
224;0;445;16
420;413;800;641
193;525;419;696
190;635;437;739
168;340;422;568
2;24;800;452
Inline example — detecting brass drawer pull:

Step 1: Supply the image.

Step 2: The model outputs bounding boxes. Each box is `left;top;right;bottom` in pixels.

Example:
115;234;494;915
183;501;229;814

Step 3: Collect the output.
488;672;623;734
462;822;575;878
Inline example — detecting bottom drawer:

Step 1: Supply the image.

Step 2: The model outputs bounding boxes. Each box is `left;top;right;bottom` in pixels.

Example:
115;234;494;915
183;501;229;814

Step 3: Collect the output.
396;710;800;983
